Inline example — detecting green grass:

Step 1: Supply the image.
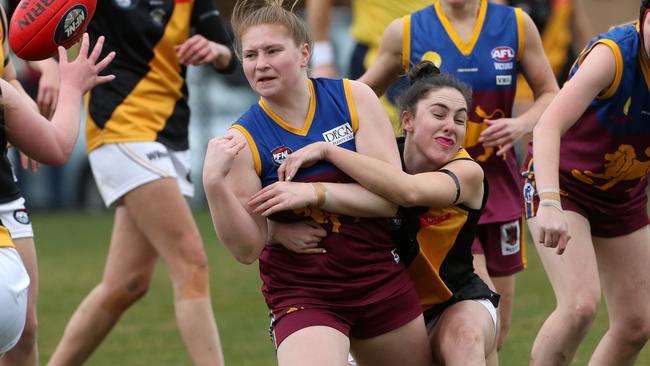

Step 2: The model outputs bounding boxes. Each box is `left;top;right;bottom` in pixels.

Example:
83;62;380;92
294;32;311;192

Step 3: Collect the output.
32;209;650;365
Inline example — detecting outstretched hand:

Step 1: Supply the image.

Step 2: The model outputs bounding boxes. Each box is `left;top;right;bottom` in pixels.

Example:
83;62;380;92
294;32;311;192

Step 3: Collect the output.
203;135;247;182
58;33;115;94
277;142;329;181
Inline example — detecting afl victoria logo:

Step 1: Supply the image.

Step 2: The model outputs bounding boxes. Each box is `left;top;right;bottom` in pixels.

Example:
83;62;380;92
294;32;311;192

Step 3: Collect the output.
491;46;515;62
54;5;88;45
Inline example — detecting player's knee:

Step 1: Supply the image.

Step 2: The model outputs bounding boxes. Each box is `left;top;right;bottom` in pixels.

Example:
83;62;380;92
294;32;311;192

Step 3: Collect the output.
178;263;210;299
444;322;486;355
100;276;151;315
562;295;599;328
615;313;650;347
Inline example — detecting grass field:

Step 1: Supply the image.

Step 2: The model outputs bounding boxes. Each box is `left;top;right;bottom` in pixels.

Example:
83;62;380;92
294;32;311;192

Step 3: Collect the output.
32;209;650;365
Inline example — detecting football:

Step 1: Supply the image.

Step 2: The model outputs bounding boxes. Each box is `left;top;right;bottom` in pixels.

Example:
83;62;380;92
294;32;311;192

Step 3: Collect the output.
8;0;97;61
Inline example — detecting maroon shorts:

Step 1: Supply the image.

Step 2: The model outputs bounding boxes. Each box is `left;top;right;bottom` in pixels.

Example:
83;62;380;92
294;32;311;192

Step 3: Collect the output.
522;160;649;238
471;218;527;277
268;284;422;348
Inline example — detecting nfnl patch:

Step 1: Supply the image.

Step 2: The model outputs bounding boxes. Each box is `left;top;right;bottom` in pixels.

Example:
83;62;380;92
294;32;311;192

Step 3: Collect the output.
271;146;292;165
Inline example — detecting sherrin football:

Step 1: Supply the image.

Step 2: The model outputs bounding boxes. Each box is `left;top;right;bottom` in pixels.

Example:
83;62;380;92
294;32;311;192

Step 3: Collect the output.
9;0;96;61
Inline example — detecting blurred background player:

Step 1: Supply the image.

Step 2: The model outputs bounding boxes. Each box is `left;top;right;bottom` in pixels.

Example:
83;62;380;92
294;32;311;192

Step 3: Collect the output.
46;1;236;365
522;1;650;364
357;0;558;361
305;0;430;134
0;33;115;361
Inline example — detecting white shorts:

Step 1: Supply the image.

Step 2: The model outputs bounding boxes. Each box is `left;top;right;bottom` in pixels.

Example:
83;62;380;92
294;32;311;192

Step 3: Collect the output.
0;248;29;355
89;142;194;208
426;299;498;336
0;197;33;239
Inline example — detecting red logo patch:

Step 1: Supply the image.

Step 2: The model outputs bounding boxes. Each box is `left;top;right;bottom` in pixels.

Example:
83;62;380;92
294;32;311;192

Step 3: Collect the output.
491;46;515;62
419;213;451;227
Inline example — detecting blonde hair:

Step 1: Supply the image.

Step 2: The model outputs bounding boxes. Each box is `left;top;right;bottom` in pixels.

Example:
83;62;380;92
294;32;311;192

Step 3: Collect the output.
231;0;313;60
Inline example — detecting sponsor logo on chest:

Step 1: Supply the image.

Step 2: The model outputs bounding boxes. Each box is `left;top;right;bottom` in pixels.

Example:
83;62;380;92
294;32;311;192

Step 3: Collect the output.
322;122;354;145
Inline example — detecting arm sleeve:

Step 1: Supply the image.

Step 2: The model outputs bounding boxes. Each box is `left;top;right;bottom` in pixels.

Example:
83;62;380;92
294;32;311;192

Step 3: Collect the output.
192;0;237;73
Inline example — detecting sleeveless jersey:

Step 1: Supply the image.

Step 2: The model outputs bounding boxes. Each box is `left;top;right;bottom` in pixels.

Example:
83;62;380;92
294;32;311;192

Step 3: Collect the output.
557;23;650;203
403;0;525;224
85;0;218;153
391;147;497;313
0;6;20;204
350;0;431;52
233;78;413;309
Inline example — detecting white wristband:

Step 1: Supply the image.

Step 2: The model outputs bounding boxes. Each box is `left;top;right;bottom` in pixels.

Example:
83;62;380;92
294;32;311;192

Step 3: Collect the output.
539;199;563;212
311;41;335;68
538;188;560;194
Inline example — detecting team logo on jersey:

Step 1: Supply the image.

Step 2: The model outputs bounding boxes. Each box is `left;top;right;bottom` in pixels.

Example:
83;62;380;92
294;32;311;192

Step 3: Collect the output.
113;0;139;9
523;182;535;203
322;123;354;146
500;221;520;256
271;146;292;165
150;8;167;26
13;209;30;225
391;248;401;264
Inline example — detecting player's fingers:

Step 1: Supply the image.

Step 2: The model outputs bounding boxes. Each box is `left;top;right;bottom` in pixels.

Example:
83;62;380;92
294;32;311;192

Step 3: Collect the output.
88;35;105;62
95;51;116;72
538;229;546;246
78;33;91;59
496;143;513;156
58;46;68;65
300;248;327;254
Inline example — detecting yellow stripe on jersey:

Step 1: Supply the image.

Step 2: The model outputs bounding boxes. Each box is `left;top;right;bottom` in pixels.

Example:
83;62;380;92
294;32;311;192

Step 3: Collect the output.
342;79;359;133
0;226;14;248
588;39;623;99
514;7;525;62
435;0;487;56
230;125;262;176
411;205;469;308
402;15;412;73
258;80;316;136
86;2;192;152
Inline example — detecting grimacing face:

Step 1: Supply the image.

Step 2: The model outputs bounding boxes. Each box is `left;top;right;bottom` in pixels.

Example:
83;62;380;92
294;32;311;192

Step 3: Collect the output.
240;24;309;98
406;87;468;168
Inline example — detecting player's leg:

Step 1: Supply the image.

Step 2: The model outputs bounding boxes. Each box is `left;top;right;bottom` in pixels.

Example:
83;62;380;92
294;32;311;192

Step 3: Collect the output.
0;248;29;357
589;226;650;365
351;315;432;366
429;300;497;366
1;237;38;366
122;177;223;365
47;206;158;366
0;199;38;366
277;326;350;366
528;211;600;366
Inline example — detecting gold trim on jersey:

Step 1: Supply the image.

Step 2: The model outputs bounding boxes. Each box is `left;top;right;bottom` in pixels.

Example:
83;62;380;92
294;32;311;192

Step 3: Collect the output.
594;40;623;99
0;226;14;248
258;80;316;137
514;7;525;62
86;2;192;152
402;15;412;72
451;147;472;161
435;0;487;56
342;79;359;133
230;125;262;177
